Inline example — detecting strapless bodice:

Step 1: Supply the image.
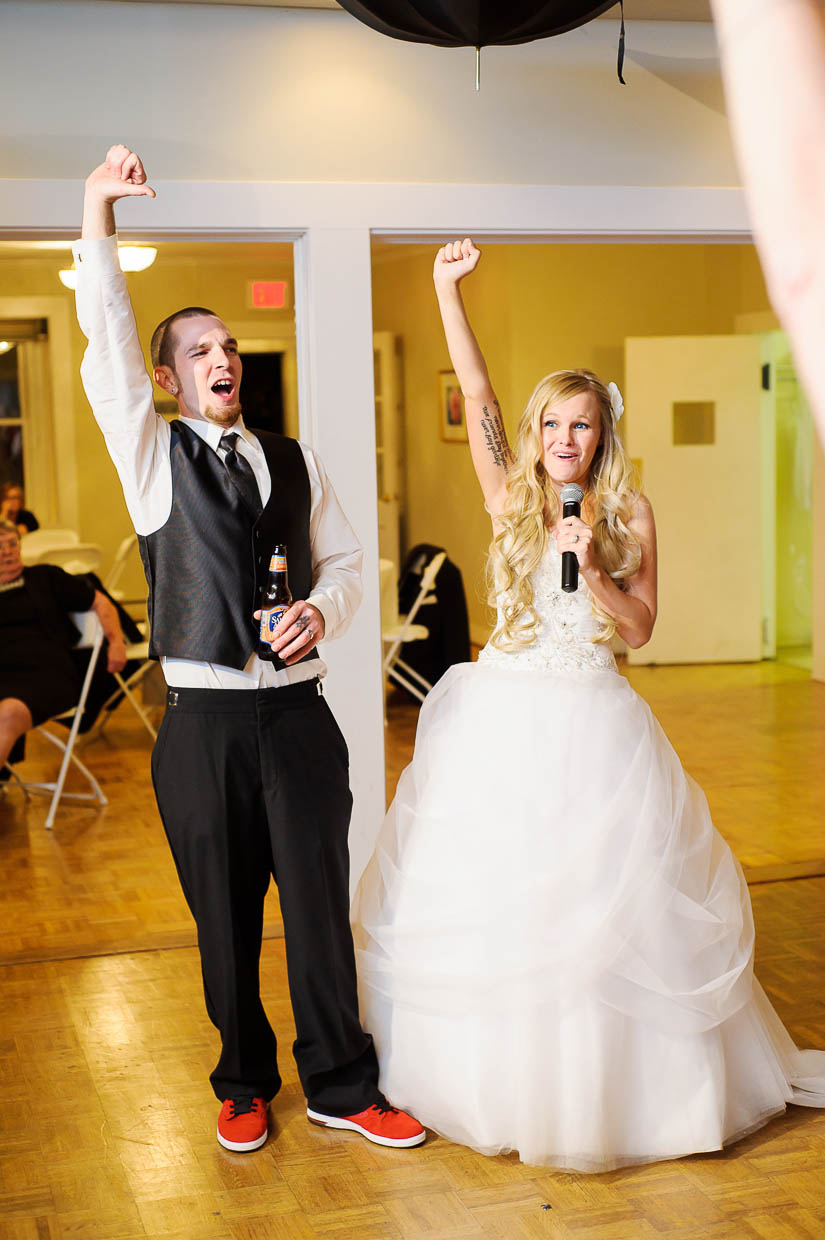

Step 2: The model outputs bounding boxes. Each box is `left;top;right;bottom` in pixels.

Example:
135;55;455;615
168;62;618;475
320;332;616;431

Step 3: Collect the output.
478;541;617;676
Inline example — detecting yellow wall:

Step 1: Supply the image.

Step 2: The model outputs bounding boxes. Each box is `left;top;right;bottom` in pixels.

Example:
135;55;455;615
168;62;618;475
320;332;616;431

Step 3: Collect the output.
5;240;784;649
814;441;825;682
371;243;774;642
1;244;294;598
774;364;814;650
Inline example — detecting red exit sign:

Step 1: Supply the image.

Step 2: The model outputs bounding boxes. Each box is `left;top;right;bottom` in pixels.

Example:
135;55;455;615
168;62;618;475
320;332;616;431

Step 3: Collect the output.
249;280;288;310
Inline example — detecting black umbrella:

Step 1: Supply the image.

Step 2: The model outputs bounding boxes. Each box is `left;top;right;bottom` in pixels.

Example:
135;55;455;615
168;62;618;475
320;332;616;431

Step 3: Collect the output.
336;0;626;85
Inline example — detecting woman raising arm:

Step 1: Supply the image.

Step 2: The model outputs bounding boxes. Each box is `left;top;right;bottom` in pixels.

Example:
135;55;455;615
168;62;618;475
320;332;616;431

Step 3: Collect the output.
434;237;656;649
432;238;512;515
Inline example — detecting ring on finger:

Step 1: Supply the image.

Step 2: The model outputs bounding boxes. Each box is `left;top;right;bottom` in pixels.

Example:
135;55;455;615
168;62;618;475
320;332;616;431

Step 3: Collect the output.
574;534;580;543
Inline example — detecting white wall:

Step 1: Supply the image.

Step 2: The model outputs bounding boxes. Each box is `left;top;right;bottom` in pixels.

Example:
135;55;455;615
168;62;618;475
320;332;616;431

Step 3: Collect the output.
0;4;735;188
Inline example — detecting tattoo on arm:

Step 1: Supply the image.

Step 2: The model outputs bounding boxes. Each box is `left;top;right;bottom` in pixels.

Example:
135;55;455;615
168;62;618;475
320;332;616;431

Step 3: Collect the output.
480;402;510;469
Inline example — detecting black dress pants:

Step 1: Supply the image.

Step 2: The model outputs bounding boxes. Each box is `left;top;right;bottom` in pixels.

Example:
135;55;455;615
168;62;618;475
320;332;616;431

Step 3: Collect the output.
150;679;381;1116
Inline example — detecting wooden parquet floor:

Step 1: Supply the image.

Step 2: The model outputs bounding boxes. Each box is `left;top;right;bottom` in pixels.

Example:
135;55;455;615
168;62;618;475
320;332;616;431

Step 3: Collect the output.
1;661;824;1239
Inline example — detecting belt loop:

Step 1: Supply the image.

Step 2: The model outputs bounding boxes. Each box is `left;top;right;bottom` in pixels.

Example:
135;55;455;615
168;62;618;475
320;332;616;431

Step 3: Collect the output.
167;689;179;707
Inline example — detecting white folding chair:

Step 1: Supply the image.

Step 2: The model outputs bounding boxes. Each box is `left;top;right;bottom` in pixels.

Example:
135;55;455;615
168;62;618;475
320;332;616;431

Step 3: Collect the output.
382;551;446;704
77;535;155;742
104;532;147;606
3;611;108;829
84;623;158;742
105;533;137;593
37;543;102;575
19;528;79;565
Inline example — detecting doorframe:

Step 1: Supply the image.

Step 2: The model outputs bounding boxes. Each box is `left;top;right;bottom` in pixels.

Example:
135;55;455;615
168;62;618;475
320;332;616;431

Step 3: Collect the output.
0;296;76;530
6;176;817;884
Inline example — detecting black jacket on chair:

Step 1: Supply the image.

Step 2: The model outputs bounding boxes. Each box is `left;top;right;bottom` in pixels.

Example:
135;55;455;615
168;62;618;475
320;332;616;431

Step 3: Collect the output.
396;543;471;695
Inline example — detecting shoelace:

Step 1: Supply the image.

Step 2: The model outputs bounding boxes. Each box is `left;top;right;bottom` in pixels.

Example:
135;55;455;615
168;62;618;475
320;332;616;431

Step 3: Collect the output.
369;1101;399;1117
227;1096;260;1118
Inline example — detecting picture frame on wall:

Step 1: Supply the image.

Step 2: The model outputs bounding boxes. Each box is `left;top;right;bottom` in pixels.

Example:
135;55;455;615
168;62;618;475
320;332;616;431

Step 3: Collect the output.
438;369;468;442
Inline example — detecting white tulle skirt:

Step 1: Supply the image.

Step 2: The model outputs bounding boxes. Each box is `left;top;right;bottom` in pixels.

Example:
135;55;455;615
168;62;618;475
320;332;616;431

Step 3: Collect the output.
352;661;825;1172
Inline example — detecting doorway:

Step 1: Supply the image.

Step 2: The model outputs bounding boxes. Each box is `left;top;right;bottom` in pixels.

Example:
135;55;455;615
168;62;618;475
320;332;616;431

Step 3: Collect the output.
0;317;55;527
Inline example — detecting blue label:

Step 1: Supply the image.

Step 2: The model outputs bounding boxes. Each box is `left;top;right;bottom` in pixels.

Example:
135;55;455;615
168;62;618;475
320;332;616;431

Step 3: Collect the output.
260;606;288;641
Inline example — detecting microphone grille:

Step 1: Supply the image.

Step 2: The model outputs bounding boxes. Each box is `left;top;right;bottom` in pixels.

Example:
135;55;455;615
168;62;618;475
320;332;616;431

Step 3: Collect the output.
560;483;584;505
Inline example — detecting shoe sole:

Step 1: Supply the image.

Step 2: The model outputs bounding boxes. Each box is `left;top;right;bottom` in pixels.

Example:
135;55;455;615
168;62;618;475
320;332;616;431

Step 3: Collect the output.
306;1107;426;1148
216;1126;268;1152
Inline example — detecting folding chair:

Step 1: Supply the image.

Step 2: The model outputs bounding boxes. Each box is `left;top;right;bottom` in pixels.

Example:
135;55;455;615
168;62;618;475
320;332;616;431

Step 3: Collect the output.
19;528;79;565
382;551;446;704
85;627;158;742
37;543;103;576
2;611;108;829
105;533;137;595
83;549;157;743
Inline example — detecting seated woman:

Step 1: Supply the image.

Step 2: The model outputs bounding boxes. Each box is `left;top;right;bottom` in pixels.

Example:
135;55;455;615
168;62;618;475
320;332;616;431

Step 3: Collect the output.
0;482;39;536
0;520;126;767
353;239;825;1172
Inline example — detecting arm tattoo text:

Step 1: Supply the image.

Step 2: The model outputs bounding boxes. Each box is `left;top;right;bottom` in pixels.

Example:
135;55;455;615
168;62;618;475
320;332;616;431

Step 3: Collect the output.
480;403;510;469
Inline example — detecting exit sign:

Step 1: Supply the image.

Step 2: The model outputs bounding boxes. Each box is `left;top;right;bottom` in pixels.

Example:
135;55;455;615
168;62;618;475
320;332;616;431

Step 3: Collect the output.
249;280;288;310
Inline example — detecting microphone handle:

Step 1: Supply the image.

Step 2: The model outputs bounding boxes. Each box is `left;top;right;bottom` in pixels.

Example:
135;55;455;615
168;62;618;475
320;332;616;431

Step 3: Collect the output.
561;498;580;594
560;555;578;592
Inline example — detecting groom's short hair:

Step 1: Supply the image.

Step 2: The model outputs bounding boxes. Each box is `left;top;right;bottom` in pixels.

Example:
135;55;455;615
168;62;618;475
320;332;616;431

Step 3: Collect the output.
151;307;220;370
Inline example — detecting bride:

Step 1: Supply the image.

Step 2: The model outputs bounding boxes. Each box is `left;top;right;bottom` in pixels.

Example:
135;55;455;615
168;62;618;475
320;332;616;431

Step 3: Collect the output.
352;238;825;1172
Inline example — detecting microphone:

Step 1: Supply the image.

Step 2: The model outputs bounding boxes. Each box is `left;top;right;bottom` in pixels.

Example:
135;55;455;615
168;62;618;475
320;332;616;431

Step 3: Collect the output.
560;483;584;594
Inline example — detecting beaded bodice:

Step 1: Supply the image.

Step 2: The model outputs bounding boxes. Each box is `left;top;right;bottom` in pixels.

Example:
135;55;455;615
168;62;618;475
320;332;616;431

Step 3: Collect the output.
478;540;617;676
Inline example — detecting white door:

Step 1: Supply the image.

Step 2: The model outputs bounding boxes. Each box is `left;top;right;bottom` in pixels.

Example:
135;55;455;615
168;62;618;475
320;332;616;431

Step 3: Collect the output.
624;335;763;664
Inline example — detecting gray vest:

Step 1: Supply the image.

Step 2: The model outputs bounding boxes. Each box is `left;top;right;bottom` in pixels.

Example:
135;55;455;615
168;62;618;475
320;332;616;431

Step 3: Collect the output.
138;420;319;670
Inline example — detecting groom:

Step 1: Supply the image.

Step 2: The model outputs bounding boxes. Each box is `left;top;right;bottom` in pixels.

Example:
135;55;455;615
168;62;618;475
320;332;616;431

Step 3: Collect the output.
74;145;424;1153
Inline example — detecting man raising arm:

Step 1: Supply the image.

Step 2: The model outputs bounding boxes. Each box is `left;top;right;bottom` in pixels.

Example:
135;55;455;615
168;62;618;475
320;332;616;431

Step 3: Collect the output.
74;146;424;1154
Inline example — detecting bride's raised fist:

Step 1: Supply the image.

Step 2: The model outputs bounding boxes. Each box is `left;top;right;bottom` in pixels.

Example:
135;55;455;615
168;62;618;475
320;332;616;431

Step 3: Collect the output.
433;237;481;286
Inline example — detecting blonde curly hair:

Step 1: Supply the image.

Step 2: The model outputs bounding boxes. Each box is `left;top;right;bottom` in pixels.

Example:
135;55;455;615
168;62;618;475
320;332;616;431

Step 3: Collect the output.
488;369;641;649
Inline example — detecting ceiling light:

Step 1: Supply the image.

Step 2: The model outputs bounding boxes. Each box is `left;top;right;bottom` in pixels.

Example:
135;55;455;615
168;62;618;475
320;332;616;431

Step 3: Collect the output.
117;245;157;272
58;245;157;290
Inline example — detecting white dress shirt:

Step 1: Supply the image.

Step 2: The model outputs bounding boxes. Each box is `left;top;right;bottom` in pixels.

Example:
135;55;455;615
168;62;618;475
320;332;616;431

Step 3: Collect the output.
73;233;363;689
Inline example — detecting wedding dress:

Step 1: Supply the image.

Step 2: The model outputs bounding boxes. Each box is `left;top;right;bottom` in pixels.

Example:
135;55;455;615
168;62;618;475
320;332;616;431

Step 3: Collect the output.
352;540;825;1171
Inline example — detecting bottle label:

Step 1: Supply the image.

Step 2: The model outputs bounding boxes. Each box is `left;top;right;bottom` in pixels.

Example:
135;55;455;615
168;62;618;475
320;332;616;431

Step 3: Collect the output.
269;553;287;573
260;604;289;642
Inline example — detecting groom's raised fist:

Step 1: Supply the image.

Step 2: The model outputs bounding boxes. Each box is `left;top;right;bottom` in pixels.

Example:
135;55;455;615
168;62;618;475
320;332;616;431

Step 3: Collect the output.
85;145;156;204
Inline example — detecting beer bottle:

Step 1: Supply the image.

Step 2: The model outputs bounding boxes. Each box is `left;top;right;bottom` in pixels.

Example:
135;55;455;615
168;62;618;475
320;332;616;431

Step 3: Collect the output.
257;544;292;662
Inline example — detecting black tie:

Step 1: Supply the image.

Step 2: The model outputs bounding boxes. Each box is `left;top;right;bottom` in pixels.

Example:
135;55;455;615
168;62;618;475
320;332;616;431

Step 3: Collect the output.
220;432;262;518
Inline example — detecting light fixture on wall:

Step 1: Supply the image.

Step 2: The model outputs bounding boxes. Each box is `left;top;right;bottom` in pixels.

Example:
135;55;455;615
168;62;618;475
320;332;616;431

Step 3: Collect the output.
58;245;158;290
0;341;15;355
117;246;158;272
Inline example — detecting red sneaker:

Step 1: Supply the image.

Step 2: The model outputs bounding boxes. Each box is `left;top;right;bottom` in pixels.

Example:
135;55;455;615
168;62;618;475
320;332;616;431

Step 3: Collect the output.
217;1096;268;1152
306;1100;425;1148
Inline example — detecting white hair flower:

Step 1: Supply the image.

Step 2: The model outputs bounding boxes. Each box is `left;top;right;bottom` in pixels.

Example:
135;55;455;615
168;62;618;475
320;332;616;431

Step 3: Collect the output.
607;381;624;422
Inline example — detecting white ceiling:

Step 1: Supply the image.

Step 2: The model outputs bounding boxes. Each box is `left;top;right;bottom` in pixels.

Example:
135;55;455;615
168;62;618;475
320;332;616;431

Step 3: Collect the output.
64;1;714;19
